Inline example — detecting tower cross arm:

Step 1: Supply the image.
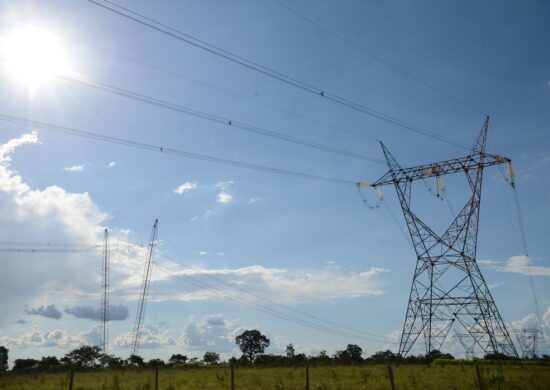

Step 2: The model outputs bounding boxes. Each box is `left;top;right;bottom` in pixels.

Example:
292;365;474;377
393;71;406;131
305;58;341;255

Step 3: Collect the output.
370;152;511;187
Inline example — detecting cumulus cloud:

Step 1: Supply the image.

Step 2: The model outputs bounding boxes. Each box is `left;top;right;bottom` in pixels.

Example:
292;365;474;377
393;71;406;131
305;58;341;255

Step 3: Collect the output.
215;181;234;190
174;181;197;194
1;325;100;349
113;323;175;349
477;259;499;268
63;164;84;172
25;304;62;319
497;255;550;277
108;161;116;168
216;180;234;204
180;315;242;352
217;192;233;204
149;262;388;304
65;304;129;321
0;133;107;305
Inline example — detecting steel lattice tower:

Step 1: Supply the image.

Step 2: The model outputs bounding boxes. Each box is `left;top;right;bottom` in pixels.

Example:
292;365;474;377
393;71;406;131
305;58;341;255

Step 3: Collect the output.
132;219;159;356
370;117;518;357
513;328;542;358
100;228;110;354
454;333;476;360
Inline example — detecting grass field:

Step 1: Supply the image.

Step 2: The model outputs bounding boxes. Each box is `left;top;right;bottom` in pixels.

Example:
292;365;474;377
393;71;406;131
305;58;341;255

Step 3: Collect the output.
1;363;549;389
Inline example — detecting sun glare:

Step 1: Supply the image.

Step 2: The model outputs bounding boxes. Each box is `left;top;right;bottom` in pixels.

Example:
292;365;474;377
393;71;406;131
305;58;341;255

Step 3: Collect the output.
1;26;69;91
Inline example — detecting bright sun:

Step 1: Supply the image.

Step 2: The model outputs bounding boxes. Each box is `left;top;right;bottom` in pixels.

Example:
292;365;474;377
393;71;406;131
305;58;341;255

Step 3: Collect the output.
1;26;69;91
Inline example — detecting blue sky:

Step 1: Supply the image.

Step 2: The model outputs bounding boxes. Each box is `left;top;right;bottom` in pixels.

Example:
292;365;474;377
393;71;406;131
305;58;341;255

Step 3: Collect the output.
0;0;549;363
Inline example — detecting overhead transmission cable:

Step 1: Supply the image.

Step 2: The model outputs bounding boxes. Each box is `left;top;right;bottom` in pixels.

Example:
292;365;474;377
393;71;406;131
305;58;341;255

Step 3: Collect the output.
34;26;379;144
84;0;470;150
155;228;390;342
153;258;396;344
0;114;357;186
273;0;486;116
58;73;384;164
496;165;542;333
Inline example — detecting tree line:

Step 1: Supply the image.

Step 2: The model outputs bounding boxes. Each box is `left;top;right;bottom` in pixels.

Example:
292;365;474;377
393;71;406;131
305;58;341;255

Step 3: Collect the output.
1;329;547;374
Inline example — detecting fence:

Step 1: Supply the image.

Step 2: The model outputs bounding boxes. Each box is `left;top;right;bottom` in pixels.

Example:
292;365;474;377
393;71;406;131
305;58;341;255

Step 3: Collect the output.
60;362;493;390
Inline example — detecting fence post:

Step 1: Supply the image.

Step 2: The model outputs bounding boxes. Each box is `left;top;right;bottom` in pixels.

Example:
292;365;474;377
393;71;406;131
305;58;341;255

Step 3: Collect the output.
68;368;74;390
305;363;310;390
155;367;159;390
475;364;483;390
387;365;396;390
230;359;235;390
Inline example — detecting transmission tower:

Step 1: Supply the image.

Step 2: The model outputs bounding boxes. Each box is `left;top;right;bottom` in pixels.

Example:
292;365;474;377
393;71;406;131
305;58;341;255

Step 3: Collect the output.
363;117;518;357
454;333;476;360
513;328;543;358
132;219;159;356
100;228;110;354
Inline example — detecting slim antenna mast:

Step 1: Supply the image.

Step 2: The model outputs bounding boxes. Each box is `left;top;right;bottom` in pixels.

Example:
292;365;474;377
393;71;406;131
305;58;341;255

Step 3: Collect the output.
100;228;110;354
362;117;518;357
132;219;159;355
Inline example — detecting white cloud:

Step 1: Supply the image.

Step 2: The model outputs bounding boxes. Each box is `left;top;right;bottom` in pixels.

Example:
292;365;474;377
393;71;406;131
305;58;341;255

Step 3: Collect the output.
113;323;175;349
199;251;208;256
108;161;116;168
149;262;388;304
215;180;234;190
1;325;99;349
497;255;550;277
63;164;84;172
217;192;233;204
247;197;262;204
216;252;225;257
477;259;500;267
179;315;242;352
174;181;197;195
0;133;107;308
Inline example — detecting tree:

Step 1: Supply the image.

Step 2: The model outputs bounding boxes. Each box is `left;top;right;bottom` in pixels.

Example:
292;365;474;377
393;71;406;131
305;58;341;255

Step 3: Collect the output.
168;353;188;366
127;354;145;367
12;359;38;373
148;358;165;368
285;344;295;359
99;354;125;369
0;346;8;373
203;352;220;365
235;330;270;362
64;345;101;368
426;349;454;362
335;344;363;364
38;356;60;371
369;350;397;363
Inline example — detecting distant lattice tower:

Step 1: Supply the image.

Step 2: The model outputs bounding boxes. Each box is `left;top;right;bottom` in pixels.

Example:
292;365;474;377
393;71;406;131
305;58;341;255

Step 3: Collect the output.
513;328;543;358
362;118;518;357
454;333;476;360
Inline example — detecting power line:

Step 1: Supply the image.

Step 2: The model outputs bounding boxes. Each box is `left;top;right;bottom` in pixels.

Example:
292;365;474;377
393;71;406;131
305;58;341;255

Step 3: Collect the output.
273;0;486;116
159;223;395;343
34;26;380;144
0;114;357;186
84;0;470;149
153;258;396;344
59;73;384;164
